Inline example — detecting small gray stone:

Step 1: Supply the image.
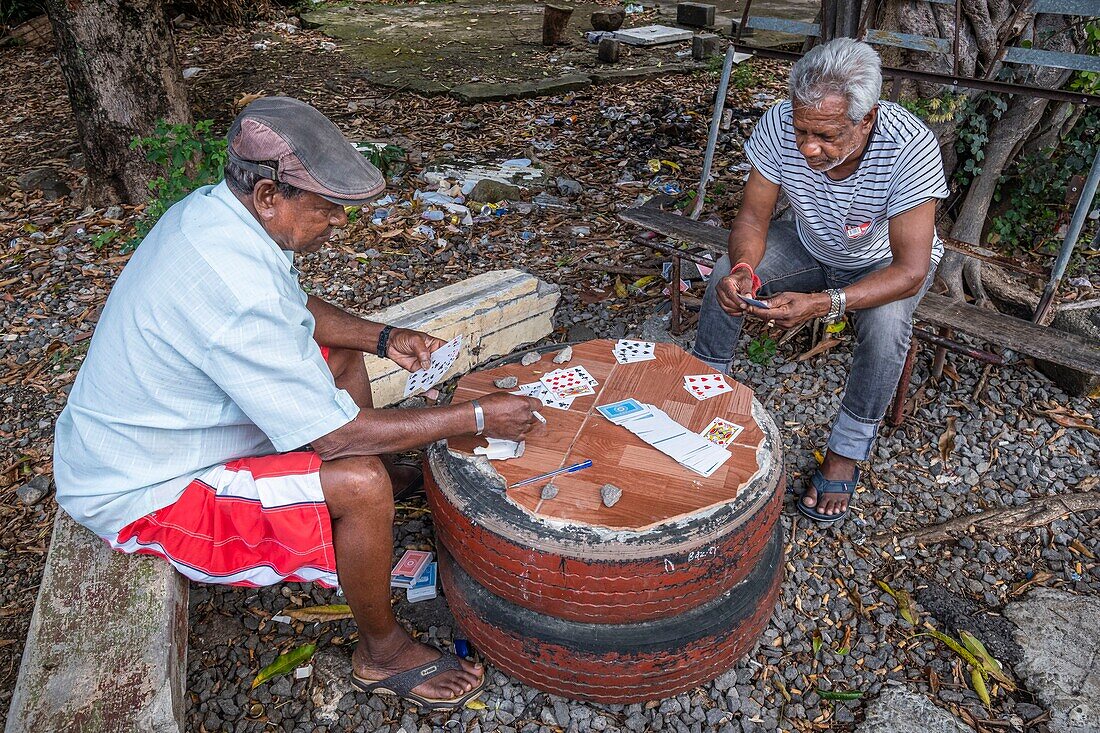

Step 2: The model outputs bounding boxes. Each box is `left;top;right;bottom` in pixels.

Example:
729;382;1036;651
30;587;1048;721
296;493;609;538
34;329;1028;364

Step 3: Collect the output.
541;483;559;500
494;376;519;389
521;351;541;366
600;484;622;508
858;687;970;733
556;177;583;197
103;205;124;220
16;475;51;506
552;345;573;364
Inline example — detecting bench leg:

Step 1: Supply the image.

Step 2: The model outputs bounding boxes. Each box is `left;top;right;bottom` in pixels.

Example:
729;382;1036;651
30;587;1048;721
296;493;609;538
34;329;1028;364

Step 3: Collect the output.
888;338;919;427
931;327;952;379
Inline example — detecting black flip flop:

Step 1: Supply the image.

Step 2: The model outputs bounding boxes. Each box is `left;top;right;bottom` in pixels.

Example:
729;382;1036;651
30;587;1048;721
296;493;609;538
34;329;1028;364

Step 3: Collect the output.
797;467;859;524
350;649;485;711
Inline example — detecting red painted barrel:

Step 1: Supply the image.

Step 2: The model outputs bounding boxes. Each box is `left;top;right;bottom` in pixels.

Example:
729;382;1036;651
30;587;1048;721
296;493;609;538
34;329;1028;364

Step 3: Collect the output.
426;340;785;701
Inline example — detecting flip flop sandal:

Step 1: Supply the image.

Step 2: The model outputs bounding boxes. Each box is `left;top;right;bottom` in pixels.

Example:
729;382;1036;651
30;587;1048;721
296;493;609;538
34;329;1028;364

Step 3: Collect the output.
350;649;485;711
391;457;426;501
797;467;860;524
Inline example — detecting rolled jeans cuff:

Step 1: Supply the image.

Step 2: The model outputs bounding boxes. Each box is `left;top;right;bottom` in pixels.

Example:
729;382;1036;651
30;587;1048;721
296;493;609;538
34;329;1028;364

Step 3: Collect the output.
827;407;879;461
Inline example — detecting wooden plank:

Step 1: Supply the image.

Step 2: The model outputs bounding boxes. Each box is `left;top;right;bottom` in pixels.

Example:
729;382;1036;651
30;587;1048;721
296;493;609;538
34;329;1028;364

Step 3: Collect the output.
915;292;1100;374
447;341;768;531
619;205;728;255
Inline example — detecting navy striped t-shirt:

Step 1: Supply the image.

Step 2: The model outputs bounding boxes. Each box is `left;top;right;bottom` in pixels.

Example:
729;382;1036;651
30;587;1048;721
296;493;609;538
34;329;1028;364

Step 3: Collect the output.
745;100;949;269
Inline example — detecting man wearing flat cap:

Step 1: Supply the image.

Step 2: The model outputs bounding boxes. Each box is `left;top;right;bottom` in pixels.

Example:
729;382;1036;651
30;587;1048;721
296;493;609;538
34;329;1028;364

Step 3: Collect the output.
54;97;540;709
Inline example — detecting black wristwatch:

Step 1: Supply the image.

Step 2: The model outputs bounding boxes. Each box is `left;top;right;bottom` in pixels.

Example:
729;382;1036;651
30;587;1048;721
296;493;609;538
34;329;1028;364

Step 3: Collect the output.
376;325;395;358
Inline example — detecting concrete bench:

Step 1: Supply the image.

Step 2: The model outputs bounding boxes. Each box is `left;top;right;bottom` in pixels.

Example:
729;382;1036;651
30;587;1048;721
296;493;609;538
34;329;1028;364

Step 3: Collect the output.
5;269;559;733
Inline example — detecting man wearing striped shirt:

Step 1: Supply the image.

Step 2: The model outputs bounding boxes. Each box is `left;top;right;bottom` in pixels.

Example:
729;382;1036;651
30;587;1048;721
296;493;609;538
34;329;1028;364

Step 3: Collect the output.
692;38;949;524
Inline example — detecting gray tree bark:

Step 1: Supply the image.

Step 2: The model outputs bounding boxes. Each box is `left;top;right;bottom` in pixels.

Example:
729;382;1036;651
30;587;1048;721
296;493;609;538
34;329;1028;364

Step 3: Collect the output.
44;0;191;206
873;1;1085;307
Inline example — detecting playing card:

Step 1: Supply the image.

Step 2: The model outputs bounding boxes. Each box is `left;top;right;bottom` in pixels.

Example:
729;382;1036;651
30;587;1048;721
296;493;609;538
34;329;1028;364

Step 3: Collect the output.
701;417;744;447
541;366;598;398
596;398;649;423
391;550;432;585
406;562;438;602
403;335;464;398
680;442;732;477
683;373;733;400
612;339;656;364
513;382;575;410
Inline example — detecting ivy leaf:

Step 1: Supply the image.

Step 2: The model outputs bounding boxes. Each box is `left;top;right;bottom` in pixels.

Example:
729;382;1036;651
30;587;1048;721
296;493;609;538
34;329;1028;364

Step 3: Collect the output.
817;689;863;701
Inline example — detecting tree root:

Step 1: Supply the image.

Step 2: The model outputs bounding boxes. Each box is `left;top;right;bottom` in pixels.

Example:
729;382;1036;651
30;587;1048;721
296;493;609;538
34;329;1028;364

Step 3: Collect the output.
873;478;1100;547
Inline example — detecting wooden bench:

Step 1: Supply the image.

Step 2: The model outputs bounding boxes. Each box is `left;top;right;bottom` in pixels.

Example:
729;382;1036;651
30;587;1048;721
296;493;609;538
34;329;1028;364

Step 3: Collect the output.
618;202;1100;423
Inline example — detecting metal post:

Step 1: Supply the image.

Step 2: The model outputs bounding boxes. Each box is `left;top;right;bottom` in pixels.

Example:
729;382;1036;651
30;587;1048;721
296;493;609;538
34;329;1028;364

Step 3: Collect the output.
889;339;919;426
690;45;736;221
670;255;683;334
1034;146;1100;323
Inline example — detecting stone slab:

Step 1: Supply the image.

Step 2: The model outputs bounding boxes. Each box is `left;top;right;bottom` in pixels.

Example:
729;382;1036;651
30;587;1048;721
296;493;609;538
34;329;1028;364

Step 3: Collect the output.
5;511;188;733
363;269;560;406
857;687;970;733
589;62;704;84
1005;588;1100;733
451;75;591;103
692;32;721;60
612;25;694;46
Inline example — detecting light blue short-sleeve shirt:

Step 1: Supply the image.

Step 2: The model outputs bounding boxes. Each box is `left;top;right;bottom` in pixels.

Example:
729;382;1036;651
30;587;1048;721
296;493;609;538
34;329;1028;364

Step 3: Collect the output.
53;181;360;536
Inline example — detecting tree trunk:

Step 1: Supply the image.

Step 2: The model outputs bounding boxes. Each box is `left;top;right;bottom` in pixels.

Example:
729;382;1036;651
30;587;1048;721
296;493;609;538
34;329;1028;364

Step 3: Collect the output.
542;4;573;46
44;0;191;206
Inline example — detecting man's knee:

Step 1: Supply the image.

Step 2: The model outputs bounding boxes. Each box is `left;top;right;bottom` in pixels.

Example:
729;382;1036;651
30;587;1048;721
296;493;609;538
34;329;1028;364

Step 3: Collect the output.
320;455;393;518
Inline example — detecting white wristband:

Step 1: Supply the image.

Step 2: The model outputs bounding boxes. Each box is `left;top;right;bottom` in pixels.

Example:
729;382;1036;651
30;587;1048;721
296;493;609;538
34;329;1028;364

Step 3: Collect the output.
471;399;485;435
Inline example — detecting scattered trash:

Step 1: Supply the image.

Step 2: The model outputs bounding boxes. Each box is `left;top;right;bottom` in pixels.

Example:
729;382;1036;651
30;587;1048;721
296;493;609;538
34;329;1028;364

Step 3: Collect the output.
570;226;591;237
182;67;205;79
421;210;445;222
475;437;525;460
624;3;645;13
1068;276;1092;288
520;231;536;241
320;41;337;51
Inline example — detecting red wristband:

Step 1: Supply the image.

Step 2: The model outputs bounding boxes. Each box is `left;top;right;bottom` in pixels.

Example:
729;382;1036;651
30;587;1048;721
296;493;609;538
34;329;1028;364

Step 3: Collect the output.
730;262;762;296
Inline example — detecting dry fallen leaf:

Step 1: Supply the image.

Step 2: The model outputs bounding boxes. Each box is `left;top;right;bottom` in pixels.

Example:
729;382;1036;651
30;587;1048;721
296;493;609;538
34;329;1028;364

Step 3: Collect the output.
939;416;957;464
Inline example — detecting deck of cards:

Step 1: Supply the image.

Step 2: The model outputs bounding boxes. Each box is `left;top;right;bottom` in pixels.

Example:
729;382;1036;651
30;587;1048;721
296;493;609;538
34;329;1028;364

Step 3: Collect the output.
612;339;656;364
403;334;464;398
540;365;599;399
596;398;731;477
391;550;433;588
406;562;438;603
683;373;734;401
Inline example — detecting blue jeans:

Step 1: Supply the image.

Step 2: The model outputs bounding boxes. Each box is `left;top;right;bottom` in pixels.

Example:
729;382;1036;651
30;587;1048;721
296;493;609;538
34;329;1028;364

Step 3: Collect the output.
692;222;933;461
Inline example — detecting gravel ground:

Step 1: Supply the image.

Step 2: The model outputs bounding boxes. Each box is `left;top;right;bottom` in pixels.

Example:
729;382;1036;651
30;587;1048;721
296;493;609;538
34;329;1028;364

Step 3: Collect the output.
1;12;1097;733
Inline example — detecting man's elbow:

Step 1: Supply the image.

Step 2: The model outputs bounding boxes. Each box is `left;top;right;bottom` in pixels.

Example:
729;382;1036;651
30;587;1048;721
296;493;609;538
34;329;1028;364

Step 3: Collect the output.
900;268;928;298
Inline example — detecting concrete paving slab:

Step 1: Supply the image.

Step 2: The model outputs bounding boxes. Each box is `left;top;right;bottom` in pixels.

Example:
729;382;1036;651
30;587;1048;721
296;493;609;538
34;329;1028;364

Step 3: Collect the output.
1005;588;1100;733
612;24;694;46
857;687;970;733
451;75;592;103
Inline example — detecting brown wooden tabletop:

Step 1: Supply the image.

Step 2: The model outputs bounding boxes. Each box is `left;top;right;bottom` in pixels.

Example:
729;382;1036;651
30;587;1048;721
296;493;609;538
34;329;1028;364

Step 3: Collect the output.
447;339;768;531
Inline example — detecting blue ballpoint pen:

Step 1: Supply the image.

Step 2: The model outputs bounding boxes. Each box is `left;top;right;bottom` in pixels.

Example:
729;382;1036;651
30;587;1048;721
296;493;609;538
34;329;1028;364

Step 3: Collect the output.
510;459;593;488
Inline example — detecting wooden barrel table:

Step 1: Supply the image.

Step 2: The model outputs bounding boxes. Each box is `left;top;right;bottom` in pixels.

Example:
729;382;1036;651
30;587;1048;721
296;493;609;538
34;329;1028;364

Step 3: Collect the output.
425;339;784;703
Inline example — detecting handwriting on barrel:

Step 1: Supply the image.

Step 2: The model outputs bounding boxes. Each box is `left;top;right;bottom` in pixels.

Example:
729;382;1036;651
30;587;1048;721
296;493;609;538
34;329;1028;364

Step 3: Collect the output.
688;546;717;562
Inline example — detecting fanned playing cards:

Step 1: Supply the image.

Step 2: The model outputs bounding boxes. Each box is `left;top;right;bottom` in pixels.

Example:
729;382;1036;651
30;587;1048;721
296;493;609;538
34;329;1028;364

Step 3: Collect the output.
512;381;575;410
595;399;731;477
540;365;598;399
612;339;656;364
403;335;464;398
683;373;733;401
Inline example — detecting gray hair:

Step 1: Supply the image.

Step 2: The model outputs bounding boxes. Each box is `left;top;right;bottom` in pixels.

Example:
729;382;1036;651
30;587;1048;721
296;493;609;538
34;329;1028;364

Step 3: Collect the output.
224;159;303;200
789;37;882;122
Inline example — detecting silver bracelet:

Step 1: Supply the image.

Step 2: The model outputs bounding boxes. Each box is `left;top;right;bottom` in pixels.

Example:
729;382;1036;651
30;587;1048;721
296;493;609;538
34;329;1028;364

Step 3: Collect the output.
837;288;847;320
471;399;485;435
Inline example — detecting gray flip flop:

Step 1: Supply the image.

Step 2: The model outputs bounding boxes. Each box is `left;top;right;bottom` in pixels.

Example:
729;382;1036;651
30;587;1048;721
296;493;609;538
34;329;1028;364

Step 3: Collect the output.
350;649;484;711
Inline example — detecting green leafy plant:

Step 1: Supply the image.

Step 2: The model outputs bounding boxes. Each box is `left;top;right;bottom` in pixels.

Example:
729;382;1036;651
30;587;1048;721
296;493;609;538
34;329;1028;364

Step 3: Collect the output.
356;142;407;177
126;119;228;251
747;335;776;365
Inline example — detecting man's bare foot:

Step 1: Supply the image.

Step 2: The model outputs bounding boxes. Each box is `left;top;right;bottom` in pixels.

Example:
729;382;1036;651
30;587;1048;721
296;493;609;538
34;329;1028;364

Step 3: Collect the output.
801;452;857;516
352;627;483;701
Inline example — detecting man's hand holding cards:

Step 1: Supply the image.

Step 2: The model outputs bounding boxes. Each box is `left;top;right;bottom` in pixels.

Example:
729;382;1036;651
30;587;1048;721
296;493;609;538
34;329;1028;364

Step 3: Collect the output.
403;334;464;398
